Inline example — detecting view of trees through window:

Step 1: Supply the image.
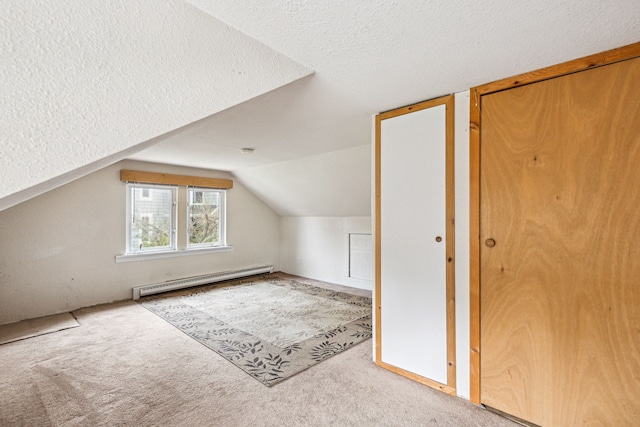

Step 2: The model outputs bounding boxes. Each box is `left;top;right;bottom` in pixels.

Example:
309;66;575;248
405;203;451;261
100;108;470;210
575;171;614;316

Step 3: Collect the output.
126;183;225;254
188;189;221;246
129;186;173;252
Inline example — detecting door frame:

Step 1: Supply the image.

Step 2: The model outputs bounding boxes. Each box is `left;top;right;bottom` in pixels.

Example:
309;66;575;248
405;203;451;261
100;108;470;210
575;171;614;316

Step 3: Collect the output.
375;94;456;394
469;41;640;404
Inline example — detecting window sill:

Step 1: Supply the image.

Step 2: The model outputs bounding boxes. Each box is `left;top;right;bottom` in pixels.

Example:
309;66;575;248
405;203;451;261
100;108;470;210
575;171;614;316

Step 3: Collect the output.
115;246;233;263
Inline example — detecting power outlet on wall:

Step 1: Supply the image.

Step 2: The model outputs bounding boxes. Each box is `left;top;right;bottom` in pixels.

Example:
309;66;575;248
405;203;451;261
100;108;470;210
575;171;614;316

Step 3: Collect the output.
297;257;304;265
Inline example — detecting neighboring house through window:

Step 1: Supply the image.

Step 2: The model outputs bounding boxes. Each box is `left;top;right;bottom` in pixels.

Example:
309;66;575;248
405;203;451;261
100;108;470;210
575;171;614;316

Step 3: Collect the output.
127;183;176;254
117;169;233;262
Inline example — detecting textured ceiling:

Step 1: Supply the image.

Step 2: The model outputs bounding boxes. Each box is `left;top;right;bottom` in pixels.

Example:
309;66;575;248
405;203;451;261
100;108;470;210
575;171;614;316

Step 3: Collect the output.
131;0;640;173
3;1;639;215
0;0;311;211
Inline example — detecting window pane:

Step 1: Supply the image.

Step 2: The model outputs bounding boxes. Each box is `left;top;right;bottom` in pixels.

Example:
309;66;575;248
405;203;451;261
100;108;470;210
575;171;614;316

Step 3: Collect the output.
188;189;222;246
129;186;174;252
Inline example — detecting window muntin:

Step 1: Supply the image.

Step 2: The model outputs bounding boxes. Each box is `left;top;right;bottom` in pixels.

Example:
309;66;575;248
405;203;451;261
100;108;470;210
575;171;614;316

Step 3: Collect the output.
127;183;176;253
187;187;225;248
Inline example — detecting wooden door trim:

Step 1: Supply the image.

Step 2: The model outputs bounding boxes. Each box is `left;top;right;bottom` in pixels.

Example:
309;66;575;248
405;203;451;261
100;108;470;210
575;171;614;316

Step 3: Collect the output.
469;41;640;404
376;360;456;396
375;94;456;393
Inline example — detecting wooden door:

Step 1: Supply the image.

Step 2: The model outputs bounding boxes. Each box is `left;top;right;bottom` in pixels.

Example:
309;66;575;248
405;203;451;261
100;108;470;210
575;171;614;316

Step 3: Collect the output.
480;56;640;425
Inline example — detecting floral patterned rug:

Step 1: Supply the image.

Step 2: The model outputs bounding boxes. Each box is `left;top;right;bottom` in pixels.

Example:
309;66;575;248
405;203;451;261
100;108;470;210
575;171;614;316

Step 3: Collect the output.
139;275;372;386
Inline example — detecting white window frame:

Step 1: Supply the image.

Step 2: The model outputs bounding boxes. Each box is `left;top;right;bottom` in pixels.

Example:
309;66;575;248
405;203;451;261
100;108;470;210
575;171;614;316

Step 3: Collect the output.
117;182;232;263
187;187;226;249
125;183;177;254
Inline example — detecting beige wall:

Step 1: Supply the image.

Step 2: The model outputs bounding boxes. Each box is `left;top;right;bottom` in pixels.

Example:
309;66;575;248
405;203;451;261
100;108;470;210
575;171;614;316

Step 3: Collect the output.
0;160;280;325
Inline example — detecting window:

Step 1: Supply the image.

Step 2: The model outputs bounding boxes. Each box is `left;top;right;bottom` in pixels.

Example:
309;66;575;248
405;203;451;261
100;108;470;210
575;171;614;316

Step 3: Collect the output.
118;170;233;262
126;183;176;254
187;187;226;248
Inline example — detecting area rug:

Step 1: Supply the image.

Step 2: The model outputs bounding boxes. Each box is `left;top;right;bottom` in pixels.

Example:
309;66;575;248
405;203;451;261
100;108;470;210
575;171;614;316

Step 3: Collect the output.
139;275;372;386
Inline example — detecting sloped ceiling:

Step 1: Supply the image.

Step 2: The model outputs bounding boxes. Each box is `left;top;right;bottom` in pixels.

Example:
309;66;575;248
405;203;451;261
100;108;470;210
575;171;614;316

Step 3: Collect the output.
0;0;311;211
3;1;639;216
131;0;640;216
233;144;372;217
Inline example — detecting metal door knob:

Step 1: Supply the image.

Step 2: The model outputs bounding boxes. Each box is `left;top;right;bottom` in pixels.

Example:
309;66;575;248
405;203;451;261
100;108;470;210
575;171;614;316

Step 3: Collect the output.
485;238;496;248
435;236;442;242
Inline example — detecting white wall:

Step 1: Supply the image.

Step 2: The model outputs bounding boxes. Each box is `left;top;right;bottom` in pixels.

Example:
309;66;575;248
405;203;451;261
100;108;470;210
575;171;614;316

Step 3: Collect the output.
235;144;374;292
280;217;372;290
0;160;280;325
454;90;471;399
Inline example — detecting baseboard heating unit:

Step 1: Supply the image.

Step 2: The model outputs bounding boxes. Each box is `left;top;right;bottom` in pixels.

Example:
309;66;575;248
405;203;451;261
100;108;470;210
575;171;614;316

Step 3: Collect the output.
132;265;274;300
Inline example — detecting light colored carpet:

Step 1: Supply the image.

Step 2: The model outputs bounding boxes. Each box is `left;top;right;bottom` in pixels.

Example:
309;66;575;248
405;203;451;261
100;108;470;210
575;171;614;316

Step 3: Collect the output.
0;312;79;345
0;275;518;427
139;275;372;386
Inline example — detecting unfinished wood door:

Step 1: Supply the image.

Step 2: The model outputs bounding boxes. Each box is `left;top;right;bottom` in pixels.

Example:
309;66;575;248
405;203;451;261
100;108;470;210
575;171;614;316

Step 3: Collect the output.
480;56;640;426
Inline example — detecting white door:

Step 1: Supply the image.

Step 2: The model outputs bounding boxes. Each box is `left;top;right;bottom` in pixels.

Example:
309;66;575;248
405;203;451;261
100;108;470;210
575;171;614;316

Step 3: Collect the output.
377;97;451;387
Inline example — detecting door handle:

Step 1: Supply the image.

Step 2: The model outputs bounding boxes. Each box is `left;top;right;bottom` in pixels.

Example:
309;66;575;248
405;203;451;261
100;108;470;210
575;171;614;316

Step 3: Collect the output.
435;236;442;242
485;238;496;248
